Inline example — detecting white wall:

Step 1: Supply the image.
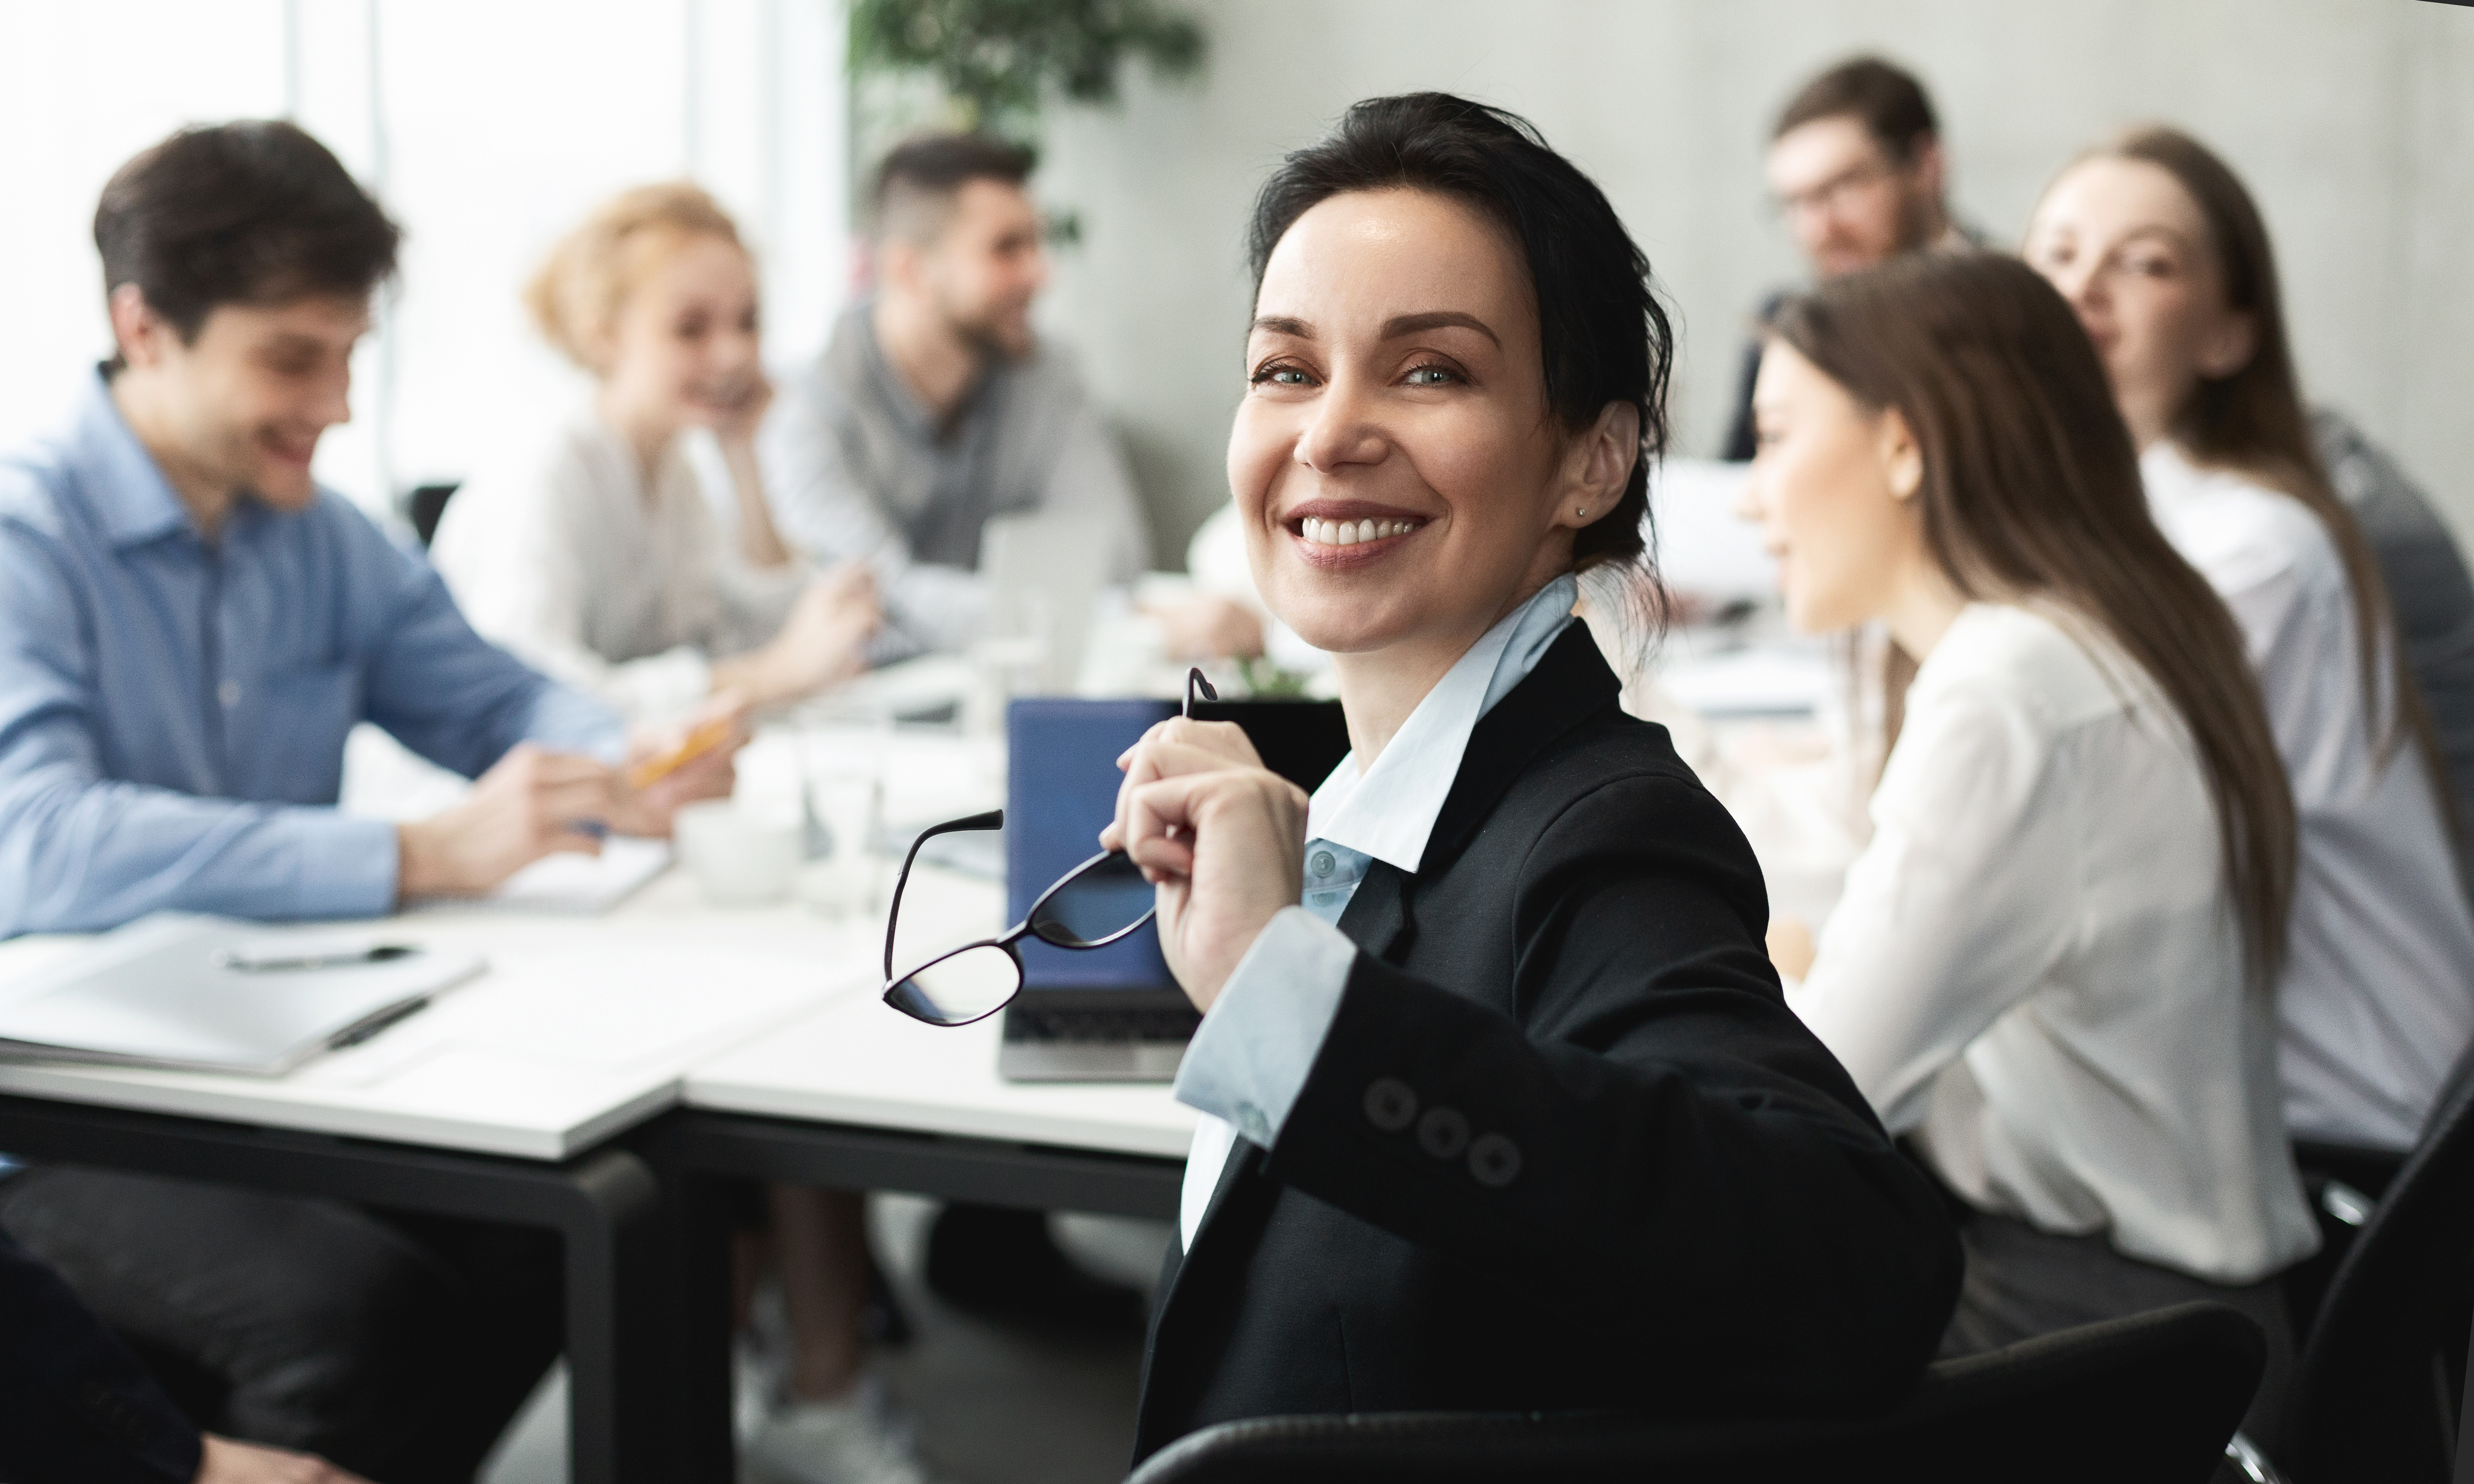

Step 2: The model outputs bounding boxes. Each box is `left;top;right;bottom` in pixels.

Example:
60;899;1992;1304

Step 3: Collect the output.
0;0;851;517
1026;0;2474;564
4;1;2468;560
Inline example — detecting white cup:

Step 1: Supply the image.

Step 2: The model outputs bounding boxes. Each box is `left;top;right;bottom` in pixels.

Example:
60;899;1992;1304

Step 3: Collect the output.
673;800;801;906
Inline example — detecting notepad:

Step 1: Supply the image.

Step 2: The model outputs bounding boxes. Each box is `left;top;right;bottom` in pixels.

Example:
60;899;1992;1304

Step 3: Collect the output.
408;837;673;915
0;913;483;1075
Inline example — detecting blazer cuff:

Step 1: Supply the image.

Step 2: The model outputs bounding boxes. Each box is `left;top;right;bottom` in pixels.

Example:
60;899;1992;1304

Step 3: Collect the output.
1172;906;1355;1147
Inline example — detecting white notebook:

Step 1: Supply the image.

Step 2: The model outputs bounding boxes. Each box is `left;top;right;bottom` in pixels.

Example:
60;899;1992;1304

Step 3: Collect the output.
0;913;483;1075
408;837;673;915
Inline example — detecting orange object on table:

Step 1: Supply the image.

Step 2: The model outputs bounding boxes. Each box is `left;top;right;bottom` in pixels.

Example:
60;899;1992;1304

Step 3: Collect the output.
624;717;735;790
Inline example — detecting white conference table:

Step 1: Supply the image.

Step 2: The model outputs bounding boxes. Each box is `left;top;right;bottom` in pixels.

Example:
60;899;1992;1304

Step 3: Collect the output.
0;863;889;1484
0;837;1191;1484
0;868;879;1159
0;644;1833;1481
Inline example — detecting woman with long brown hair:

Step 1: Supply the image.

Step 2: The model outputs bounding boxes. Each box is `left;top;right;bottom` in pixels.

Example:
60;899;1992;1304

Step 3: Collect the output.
1745;250;2316;1420
2027;129;2474;1156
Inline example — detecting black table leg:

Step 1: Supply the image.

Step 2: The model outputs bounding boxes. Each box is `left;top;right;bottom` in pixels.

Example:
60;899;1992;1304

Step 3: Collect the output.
0;1095;668;1484
635;1108;1184;1481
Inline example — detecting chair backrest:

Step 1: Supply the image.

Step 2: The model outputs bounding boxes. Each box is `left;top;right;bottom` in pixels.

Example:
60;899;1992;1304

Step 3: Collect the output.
1124;1301;2262;1484
2278;1035;2474;1484
407;482;459;547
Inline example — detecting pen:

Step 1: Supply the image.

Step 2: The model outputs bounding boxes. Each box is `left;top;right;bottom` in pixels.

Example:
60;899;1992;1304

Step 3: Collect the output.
216;943;421;973
625;716;735;790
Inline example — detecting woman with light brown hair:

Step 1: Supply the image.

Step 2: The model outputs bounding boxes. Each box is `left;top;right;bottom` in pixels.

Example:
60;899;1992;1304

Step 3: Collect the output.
436;185;924;1484
434;182;879;724
2027;128;2474;1157
1744;249;2316;1427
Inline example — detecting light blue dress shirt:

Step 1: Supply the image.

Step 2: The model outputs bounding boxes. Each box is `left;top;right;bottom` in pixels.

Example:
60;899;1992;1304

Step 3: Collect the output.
0;372;623;935
1173;574;1579;1248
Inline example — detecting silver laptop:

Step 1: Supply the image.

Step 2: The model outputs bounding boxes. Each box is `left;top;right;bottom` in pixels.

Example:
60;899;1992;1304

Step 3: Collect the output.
0;913;481;1076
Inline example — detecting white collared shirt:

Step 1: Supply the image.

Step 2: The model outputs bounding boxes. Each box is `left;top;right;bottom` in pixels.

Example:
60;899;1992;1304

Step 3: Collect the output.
2142;442;2474;1150
1789;602;2319;1283
1172;575;1578;1250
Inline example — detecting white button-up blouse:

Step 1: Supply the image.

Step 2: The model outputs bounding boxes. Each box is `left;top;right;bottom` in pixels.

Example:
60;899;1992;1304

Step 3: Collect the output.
1790;602;2319;1284
2142;442;2474;1151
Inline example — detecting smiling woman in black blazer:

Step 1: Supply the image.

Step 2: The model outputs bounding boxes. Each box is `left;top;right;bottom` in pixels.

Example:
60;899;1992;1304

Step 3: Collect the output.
1100;94;1962;1463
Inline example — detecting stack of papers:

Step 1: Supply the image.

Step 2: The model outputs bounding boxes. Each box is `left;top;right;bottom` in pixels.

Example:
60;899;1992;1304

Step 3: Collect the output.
0;914;483;1076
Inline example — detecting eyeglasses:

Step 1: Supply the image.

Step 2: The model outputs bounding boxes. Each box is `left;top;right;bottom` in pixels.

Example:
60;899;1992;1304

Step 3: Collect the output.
1769;156;1898;223
880;668;1218;1027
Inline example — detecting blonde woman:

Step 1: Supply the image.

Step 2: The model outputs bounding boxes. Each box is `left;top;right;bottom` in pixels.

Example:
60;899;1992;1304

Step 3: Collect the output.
438;187;923;1484
434;183;877;723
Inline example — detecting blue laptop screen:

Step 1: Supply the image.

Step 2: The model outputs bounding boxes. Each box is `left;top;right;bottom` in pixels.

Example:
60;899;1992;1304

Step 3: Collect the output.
1006;697;1177;990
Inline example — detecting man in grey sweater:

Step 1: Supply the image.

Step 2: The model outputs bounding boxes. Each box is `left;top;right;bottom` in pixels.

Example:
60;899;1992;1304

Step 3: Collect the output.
761;134;1151;661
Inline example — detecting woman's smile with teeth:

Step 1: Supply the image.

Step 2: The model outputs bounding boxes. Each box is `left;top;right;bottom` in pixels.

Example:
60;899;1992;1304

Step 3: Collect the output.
1300;516;1419;546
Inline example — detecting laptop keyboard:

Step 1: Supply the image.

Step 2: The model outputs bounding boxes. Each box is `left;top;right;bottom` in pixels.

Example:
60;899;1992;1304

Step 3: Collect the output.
1006;1005;1201;1044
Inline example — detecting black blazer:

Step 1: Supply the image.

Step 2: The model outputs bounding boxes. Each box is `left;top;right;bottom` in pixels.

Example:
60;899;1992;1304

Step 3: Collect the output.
0;1231;200;1484
1133;625;1961;1462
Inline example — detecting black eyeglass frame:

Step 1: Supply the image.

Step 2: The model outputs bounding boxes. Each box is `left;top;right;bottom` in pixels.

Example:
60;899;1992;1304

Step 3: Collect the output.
878;668;1217;1027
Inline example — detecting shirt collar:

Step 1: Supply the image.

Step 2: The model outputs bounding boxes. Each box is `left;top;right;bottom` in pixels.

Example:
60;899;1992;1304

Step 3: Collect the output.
70;368;196;549
855;300;997;444
1306;572;1579;874
2139;439;2205;499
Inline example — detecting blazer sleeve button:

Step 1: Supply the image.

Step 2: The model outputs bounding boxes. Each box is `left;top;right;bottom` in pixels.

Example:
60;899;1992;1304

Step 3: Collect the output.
1363;1078;1418;1131
1469;1133;1522;1188
1416;1106;1471;1159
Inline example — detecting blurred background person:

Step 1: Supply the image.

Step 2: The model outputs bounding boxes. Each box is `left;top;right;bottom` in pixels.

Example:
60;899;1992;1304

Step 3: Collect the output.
1722;56;1982;461
760;132;1257;668
433;183;879;725
2025;127;2474;1159
759;133;1145;660
435;182;930;1484
1753;251;2313;1436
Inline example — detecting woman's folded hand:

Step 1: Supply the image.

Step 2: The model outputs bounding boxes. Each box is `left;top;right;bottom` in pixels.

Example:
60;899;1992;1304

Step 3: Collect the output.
1104;718;1308;1012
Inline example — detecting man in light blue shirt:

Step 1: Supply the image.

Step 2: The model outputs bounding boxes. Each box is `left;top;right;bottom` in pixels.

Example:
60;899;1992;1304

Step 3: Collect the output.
0;240;729;940
0;121;734;1483
0;372;645;933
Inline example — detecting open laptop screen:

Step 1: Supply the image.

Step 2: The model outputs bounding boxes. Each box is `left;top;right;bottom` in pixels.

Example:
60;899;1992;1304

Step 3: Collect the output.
1003;694;1354;991
1007;698;1178;990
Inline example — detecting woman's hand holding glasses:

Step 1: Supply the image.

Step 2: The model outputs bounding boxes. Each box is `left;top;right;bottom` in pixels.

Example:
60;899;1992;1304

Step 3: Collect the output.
1101;716;1309;1013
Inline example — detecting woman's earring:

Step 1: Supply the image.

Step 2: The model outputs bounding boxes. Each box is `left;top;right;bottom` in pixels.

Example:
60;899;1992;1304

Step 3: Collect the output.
1576;505;1588;517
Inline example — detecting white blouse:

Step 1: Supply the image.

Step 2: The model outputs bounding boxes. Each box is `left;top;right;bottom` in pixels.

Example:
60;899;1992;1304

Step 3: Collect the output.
1791;602;2317;1284
433;413;807;723
2143;443;2474;1151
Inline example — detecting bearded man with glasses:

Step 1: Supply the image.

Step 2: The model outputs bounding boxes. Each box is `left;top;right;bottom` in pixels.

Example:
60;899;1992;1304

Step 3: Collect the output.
1720;56;1985;462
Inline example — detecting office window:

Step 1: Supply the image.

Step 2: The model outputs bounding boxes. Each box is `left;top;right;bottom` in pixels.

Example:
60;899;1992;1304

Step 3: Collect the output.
0;0;850;519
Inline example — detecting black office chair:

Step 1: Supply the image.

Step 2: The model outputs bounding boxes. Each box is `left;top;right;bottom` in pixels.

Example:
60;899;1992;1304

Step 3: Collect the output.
1124;1300;2262;1484
2273;1037;2474;1484
406;482;460;547
2283;1137;2408;1340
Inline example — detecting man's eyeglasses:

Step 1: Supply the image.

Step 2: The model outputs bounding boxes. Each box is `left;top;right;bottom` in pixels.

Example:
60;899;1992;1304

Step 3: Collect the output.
1769;156;1898;223
880;668;1217;1028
